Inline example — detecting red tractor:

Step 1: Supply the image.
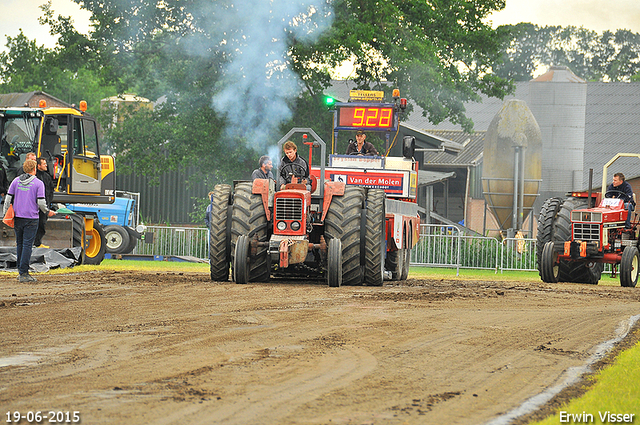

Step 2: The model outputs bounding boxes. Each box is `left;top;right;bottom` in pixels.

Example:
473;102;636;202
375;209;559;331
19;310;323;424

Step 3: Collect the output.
208;91;420;286
538;154;640;287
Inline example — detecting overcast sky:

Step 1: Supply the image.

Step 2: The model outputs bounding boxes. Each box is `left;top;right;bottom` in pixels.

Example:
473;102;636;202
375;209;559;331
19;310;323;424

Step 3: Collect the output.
1;0;640;51
487;0;640;33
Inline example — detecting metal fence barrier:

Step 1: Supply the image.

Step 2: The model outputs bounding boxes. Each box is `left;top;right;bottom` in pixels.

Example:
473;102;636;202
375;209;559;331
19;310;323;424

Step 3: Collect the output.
413;224;538;273
133;226;209;259
132;224;540;273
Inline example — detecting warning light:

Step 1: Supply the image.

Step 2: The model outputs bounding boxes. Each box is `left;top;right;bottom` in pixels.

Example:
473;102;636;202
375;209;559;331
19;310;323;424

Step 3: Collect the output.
324;95;335;107
39;100;47;108
392;89;400;98
400;98;407;110
79;100;88;112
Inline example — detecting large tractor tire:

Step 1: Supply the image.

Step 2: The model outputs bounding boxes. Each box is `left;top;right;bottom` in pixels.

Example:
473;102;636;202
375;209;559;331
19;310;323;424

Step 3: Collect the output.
537;197;603;284
230;182;270;283
104;225;131;254
325;186;365;285
363;189;385;286
209;184;232;281
83;219;107;265
536;197;563;272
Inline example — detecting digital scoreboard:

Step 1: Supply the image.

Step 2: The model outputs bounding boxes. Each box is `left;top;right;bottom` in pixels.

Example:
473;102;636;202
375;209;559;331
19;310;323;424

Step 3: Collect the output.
336;105;396;131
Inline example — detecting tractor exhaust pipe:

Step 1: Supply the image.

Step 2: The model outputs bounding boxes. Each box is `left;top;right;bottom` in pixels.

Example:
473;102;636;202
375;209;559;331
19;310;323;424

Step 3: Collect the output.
588;168;593;207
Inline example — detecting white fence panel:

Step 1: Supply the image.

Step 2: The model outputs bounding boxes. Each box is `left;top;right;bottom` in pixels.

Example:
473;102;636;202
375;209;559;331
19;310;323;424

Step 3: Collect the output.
500;237;538;272
413;225;536;273
134;226;209;260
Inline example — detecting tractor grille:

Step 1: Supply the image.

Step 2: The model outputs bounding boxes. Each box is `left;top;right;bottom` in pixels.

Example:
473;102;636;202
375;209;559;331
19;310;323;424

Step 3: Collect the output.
573;223;600;241
275;198;303;220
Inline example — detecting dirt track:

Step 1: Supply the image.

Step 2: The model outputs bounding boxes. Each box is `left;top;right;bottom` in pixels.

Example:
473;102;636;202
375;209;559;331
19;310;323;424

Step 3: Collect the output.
1;270;639;425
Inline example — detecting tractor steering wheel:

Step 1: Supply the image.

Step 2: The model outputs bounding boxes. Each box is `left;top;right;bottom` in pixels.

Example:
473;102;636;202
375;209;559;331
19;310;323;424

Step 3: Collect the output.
605;189;631;202
280;162;308;184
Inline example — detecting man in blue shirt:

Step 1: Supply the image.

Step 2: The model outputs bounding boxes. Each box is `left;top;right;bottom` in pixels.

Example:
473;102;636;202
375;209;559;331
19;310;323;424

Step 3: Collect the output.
3;159;56;282
607;172;635;229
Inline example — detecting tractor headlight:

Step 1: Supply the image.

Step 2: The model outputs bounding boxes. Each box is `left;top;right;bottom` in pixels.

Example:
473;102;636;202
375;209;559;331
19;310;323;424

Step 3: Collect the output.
290;221;301;231
277;221;287;231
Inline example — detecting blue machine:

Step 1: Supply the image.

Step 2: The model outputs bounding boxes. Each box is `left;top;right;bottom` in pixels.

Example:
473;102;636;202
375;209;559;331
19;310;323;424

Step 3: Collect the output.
67;192;146;254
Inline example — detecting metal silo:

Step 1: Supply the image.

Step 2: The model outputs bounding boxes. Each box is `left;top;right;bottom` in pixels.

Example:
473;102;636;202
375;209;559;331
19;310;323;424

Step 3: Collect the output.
528;66;587;200
483;99;542;232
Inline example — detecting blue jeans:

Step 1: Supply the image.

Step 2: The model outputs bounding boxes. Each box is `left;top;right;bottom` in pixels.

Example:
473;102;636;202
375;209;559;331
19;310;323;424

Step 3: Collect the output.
625;202;635;228
14;217;39;275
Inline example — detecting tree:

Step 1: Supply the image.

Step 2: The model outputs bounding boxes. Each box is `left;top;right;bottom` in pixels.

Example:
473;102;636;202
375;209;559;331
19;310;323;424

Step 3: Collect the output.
289;0;513;132
0;3;115;115
0;31;54;92
494;24;640;82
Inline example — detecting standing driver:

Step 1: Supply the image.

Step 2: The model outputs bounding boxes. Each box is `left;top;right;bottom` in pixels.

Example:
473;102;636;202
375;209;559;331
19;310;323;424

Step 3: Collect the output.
607;172;635;228
346;130;379;156
278;141;309;190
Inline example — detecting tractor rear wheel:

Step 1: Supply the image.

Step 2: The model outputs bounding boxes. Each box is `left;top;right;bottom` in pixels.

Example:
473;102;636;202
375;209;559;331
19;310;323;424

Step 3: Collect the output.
325;186;365;285
540;241;559;283
536;197;563;273
620;246;639;288
537;197;603;284
327;238;342;287
363;189;385;286
230;182;270;283
209;184;232;281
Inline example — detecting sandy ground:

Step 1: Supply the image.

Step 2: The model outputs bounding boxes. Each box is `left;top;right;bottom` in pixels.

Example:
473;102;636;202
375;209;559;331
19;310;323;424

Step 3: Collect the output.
1;270;639;425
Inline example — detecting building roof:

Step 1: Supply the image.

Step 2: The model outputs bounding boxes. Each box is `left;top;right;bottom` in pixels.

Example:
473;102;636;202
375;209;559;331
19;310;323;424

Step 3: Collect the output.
0;91;73;108
420;130;485;167
0;92;34;107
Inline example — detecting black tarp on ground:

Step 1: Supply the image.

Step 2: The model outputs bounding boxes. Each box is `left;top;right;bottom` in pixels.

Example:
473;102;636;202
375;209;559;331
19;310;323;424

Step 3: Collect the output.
0;247;82;273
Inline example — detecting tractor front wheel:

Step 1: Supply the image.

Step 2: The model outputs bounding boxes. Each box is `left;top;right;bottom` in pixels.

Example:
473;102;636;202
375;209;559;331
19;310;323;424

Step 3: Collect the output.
233;235;251;284
104;225;131;254
540;241;559;283
620;246;639;288
327;238;342;287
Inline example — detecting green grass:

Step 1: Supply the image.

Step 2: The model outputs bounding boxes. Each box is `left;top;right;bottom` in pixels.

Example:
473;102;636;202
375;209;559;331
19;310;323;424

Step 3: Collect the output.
408;266;542;282
532;340;640;424
0;259;210;276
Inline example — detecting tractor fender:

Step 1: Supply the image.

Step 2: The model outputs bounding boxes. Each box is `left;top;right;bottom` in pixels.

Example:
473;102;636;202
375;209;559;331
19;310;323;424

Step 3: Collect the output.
321;181;346;222
388;213;419;250
251;178;275;221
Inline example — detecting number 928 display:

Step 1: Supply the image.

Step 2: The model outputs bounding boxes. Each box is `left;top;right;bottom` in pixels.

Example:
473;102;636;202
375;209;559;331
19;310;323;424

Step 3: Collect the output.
337;106;395;130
